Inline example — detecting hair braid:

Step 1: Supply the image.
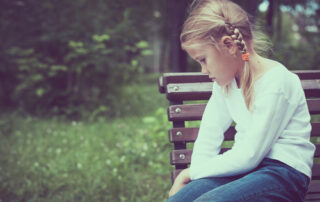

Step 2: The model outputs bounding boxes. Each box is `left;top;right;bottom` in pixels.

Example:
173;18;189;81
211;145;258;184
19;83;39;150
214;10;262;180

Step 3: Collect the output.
225;22;248;55
225;22;254;112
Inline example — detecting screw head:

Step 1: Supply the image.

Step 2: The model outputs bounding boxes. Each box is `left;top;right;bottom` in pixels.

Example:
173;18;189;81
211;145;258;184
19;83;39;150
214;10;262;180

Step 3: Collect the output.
176;131;182;136
173;86;179;91
175;108;181;113
179;154;185;160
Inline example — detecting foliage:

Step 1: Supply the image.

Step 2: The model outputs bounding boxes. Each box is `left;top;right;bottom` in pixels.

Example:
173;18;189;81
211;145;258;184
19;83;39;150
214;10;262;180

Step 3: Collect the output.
0;0;156;118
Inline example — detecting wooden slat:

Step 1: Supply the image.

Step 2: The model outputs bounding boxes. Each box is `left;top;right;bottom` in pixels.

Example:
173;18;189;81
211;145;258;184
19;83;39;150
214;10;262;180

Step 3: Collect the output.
312;123;320;136
166;82;212;101
166;80;320;101
170;145;320;166
294;70;320;80
312;164;320;180
308;99;320;114
169;127;236;143
170;148;231;165
305;193;320;201
307;181;320;193
169;124;320;144
170;149;192;165
158;76;165;93
315;144;320;158
168;100;320;122
168;104;205;121
162;70;320;86
163;72;211;86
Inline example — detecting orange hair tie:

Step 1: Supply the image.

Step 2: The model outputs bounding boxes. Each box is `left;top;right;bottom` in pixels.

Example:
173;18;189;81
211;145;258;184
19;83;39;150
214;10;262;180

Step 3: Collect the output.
242;53;249;61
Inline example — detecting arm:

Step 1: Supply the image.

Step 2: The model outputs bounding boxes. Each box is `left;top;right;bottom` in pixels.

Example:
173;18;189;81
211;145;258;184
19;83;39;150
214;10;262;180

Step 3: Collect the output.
190;91;296;180
190;81;233;179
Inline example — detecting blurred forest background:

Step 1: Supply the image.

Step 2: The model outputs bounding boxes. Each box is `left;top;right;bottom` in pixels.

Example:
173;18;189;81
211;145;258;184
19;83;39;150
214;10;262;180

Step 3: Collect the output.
0;0;319;201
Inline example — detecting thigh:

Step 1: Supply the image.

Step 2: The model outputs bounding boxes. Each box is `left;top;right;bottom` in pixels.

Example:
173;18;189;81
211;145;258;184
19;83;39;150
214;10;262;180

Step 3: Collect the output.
194;158;310;202
166;175;242;202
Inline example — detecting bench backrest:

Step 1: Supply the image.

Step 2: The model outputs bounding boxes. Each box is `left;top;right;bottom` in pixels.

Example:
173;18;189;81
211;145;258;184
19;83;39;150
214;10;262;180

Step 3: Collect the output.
159;70;320;201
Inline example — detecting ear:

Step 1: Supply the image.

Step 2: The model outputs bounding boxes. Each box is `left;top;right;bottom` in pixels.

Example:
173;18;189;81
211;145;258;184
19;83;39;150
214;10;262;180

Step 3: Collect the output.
220;36;237;56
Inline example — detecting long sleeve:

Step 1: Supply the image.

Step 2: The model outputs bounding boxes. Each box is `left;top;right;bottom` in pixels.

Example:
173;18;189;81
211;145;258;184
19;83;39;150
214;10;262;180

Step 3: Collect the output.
190;81;233;178
190;90;297;180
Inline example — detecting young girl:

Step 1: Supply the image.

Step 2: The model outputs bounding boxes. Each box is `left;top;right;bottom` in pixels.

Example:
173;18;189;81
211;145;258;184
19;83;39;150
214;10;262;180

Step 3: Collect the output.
167;0;316;201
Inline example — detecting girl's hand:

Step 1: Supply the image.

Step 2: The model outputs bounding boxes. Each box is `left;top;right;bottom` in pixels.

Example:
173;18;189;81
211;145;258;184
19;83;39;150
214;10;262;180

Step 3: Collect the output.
168;168;191;198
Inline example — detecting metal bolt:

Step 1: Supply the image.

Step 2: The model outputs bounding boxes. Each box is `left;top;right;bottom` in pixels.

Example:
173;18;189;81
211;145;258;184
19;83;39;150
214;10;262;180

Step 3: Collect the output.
175;107;181;113
173;86;179;91
176;131;182;136
179;154;185;160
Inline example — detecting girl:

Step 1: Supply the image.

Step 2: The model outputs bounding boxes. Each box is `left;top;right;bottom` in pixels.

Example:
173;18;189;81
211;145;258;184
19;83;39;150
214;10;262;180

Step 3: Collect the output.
167;0;316;201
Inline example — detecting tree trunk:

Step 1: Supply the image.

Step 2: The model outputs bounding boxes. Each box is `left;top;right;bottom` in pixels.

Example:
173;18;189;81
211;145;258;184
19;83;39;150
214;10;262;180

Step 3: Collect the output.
266;0;274;37
169;0;188;72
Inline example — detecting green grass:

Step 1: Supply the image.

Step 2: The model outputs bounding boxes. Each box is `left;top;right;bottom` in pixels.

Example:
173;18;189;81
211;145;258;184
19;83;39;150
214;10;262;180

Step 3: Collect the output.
0;74;173;202
0;112;174;202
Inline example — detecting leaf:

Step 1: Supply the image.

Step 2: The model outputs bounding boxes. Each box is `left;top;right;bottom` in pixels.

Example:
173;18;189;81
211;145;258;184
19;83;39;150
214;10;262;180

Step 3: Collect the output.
141;49;153;56
131;59;138;67
31;74;43;82
36;88;44;97
92;34;110;42
136;41;149;49
51;65;68;71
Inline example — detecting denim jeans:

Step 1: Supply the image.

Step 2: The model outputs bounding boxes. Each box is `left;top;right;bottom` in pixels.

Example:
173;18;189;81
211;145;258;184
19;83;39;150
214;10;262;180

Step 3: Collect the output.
167;157;310;202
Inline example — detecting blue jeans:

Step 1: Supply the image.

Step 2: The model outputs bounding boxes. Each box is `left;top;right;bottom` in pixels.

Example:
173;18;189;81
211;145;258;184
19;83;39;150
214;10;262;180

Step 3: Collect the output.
167;157;310;202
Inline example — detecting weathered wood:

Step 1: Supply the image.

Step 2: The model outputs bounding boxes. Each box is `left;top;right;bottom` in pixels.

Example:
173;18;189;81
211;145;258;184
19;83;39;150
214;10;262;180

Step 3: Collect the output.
168;127;235;143
305;193;320;201
169;123;320;144
158;76;165;93
307;181;320;193
166;80;320;101
170;142;320;166
168;100;320;121
170;144;320;166
161;70;320;88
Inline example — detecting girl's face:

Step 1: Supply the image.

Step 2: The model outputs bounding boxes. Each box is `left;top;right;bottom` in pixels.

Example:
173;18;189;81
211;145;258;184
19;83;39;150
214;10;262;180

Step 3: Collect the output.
183;40;240;87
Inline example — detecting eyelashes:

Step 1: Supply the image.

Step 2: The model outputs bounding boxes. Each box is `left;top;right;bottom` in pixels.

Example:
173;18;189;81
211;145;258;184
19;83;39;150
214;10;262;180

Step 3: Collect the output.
199;58;206;64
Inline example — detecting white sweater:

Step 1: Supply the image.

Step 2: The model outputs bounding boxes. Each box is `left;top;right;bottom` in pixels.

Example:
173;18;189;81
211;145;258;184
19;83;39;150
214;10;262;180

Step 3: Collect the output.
190;64;316;181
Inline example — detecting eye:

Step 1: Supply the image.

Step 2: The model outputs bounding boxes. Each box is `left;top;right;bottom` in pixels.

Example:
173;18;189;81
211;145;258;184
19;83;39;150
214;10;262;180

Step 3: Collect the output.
199;58;206;64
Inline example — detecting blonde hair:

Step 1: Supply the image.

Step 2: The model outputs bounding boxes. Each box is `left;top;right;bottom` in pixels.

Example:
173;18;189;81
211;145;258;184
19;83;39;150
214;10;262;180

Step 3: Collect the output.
180;0;272;112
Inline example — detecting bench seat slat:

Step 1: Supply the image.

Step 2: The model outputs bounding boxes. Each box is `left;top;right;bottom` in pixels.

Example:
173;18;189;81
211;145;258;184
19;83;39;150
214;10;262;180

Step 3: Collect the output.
169;126;236;142
170;145;320;164
161;71;320;87
166;80;320;101
168;100;320;121
169;123;320;144
305;193;320;201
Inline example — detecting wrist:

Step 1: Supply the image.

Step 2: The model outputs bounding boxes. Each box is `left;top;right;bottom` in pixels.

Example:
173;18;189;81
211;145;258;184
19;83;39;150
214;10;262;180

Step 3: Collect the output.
182;168;191;183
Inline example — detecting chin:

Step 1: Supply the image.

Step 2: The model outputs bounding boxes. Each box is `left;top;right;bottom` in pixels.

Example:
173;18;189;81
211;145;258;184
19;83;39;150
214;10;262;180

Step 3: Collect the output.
216;79;231;88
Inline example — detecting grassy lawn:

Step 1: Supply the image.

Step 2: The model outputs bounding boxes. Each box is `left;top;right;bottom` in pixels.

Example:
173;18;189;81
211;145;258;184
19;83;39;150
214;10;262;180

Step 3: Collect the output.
0;74;175;202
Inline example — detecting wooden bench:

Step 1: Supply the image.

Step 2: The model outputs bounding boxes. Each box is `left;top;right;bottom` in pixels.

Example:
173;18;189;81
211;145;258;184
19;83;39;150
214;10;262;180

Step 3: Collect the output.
158;70;320;201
